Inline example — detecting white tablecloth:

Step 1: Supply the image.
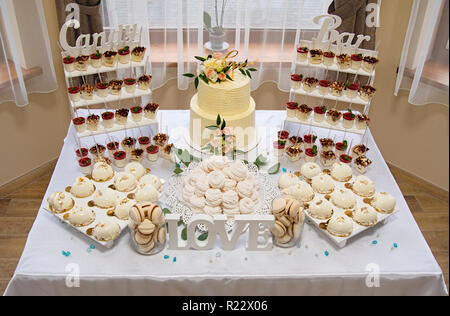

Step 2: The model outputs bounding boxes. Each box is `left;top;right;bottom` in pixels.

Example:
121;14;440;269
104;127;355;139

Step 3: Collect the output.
4;110;448;296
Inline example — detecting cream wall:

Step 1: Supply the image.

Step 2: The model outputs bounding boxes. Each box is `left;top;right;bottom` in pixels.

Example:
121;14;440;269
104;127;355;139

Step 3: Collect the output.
0;0;448;191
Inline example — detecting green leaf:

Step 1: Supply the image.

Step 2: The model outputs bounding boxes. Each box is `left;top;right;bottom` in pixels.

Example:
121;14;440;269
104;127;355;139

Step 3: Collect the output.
202;144;213;151
207;54;212;60
195;56;206;62
174;167;184;175
203;11;212;30
199;73;209;85
221;119;226;130
248;68;257;72
255;154;268;165
194;76;199;89
162;208;171;215
268;162;281;175
198;232;209;241
246;69;252;79
216;114;221;125
243;160;249;165
225;74;233;81
239;68;246;76
181;227;187;241
183;73;195;77
233;149;245;155
206;125;219;130
177;220;184;227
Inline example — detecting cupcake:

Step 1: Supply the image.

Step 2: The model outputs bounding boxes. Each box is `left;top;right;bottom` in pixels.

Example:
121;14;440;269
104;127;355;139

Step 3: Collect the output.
327;215;353;237
362;56;379;73
161;143;174;161
356;114;370;130
371;192;396;214
296;46;309;62
323;51;335;66
354;156;372;174
114;197;134;220
131;46;146;62
300;162;321;182
102;50;117;67
359;85;376;101
326;108;342;126
153;133;168;147
109;80;123;95
81;84;94;100
309;49;323;64
78;157;92;174
278;173;301;190
67;205;96;227
47;192;74;213
107;141;120;157
330;81;345;97
125;162;146;180
115;108;129;125
62;55;75;72
352;175;375;197
89;144;106;159
330;162;352;182
346;82;359;99
68;86;80;102
320;138;334;151
307;197;333;220
86;114;100;131
297;104;313;122
290;74;303;90
138;75;152;90
311;174;334;194
118;46;130;64
335;140;348;156
75;55;89;71
303;134;317;149
70;176;95;198
352;144;369;158
352;206;378;227
92;161;114;182
351;53;363;70
130;106;143;122
286;102;298;118
138;136;151;150
122;137;137;153
96;82;109;98
101;111;114;129
337;54;351;70
131;149;145;162
331;188;356;209
304;146;318;163
73;117;86;133
285;145;303;162
342;110;356;129
318;80;331;95
313;106;327;123
303;77;318;93
124;78;136;93
114;172;138;192
320;150;336;167
113;151;127;168
146;145;159;161
90;50;102;68
92;220;120;241
144;103;159;120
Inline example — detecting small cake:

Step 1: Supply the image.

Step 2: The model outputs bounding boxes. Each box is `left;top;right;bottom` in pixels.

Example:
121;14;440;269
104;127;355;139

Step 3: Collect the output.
313;106;327;123
118;46;130;64
101;111;114;129
68;86;80;102
297;104;313;122
278;173;301;190
290;74;303;90
102;50;117;67
140;174;162;192
362;56;379;73
146;145;159;161
283;181;315;203
114;172;138;192
70;177;95;198
371;192;396;214
351;53;363;70
122;137;136;153
72;117;86;133
303;77;318;93
318;80;331;95
153;133;168;147
67;205;95;227
286;102;298;118
330;162;352;182
320;150;336;167
346;82;359;99
331;188;356;209
300;162;321;181
339;154;353;164
130;149;145;162
286;145;303;162
113;151;127;168
289;136;303;147
359;85;376;101
335;141;348;156
124;78;137;94
75;147;89;159
356;114;370;130
277;130;289;145
311;174;335;194
81;84;94;100
115;108;129;125
130;106;143;122
92;161;114;182
62;55;75;72
330;81;345;97
337;54;351;69
124;162;146;180
326;108;342;126
109;80;123;95
78;157;92;174
131;46;146;62
144;103;159;120
304;146;318;163
90;50;102;68
135;183;159;203
303;134;317;149
161;143;174;161
354;156;372;174
138;75;152;90
323;51;335;66
327;215;353;237
320;138;334;152
75;55;89;71
93;188;117;209
353;206;378;227
47;192;74;213
138;136;151;150
86;114;100;131
92;220;120;241
309;49;323;64
296;46;309;62
307;198;333;220
107;141;120;157
352;175;375;197
342;111;356;129
89;144;106;159
352;144;370;157
96;82;109;97
114;197;134;220
273;141;285;157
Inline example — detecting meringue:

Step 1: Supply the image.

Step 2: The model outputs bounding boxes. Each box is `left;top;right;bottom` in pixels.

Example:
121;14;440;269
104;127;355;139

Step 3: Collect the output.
229;161;248;181
190;195;206;209
327;215;353;237
353;206;378;226
92;162;114;182
182;184;196;203
93;188;117;208
135;183;159;203
352;175;375;197
195;176;210;196
207;170;226;189
115;197;134;220
278;173;301;190
301;162;322;180
239;197;256;214
371;192;396;214
124;162;146;180
70;177;95;198
67;205;95;227
114;172;138;192
204;205;222;216
222;190;239;209
93;220;120;241
207;155;230;170
311;174;335;194
307;198;334;220
205;189;222;207
331;188;356;209
223;178;237;191
236;180;254;198
330;162;352;182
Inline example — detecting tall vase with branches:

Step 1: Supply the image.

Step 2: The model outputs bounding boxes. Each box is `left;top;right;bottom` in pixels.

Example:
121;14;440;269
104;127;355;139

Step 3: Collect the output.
204;0;228;51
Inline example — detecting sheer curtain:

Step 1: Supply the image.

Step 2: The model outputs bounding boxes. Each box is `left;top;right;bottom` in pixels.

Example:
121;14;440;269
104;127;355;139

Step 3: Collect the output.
101;0;332;92
0;0;57;107
395;0;449;106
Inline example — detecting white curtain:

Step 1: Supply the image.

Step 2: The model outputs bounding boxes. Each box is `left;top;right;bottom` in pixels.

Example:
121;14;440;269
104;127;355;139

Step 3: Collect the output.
0;0;57;107
395;0;449;106
101;0;332;92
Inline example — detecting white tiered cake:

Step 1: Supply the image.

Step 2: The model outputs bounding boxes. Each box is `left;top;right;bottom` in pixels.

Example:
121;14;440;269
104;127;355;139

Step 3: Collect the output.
189;72;256;151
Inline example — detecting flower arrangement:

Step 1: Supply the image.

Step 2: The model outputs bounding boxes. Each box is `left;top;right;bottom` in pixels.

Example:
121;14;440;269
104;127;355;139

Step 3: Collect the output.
202;114;244;157
183;50;257;88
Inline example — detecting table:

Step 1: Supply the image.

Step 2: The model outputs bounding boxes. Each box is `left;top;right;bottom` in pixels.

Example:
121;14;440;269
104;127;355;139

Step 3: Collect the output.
4;110;448;296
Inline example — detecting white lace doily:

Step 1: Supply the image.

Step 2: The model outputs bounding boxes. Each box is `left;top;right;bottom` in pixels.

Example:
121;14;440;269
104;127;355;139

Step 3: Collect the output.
164;160;281;233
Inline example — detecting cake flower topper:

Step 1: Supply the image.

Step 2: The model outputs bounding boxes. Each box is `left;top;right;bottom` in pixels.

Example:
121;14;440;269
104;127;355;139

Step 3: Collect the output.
202;114;244;157
183;50;257;88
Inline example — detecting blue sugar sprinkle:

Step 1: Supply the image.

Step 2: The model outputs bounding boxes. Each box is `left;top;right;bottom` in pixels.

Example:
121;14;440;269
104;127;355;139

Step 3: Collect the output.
324;251;329;257
372;240;378;245
62;251;71;257
164;255;169;259
173;257;177;262
282;168;287;173
89;244;96;249
393;243;398;248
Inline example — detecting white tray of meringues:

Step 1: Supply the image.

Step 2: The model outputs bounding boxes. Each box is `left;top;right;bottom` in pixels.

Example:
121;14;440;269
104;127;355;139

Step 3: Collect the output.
278;162;399;248
43;161;165;248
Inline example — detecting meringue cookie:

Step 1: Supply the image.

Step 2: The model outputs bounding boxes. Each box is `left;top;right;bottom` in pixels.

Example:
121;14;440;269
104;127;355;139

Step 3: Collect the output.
223;178;237;191
115;197;134;220
236;180;254;198
93;220;120;241
223;208;240;215
331;188;356;209
205;189;222;207
207;155;229;170
140;174;162;191
190;195;206;210
93;188;117;208
371;192;396;214
204;205;222;216
207;170;226;189
311;174;335;194
278;173;301;190
222;190;239;209
114;172;138;192
330;162;352;182
239;197;255;214
300;162;321;180
92;162;114;182
182;184;196;203
67;205;95;226
229;161;248;182
283;181;314;203
135;183;159;203
195;176;210;196
70;177;95;198
124;162;146;180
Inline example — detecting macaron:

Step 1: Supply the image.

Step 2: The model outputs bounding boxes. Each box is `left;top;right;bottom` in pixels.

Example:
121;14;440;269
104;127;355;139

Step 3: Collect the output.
157;226;166;243
277;215;292;228
270;221;286;238
129;205;145;224
137;219;156;235
271;197;286;214
134;231;152;245
138;239;155;253
276;233;292;244
150;206;164;226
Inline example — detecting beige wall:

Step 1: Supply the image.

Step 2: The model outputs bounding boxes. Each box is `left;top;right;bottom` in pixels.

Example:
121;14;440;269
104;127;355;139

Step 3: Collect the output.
0;0;448;191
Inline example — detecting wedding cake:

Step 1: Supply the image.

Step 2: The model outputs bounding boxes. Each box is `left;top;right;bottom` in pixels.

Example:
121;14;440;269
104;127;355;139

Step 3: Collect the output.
186;52;257;152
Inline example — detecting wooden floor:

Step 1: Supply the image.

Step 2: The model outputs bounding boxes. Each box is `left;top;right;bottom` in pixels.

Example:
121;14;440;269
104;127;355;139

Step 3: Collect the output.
0;164;448;295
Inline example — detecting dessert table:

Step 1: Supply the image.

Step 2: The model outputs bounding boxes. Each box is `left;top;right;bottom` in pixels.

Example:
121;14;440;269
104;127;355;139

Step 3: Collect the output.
4;110;447;296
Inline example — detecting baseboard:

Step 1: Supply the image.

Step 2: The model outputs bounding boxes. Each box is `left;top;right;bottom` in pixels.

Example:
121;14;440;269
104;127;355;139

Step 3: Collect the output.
387;162;449;202
0;158;57;197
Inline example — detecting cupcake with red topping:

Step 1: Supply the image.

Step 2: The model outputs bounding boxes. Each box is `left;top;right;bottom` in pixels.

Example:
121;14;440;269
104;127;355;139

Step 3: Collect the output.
342;109;356;129
297;46;309;62
101;111;114;129
286;102;298;118
62;55;75;72
130;106;143;122
335;140;348;156
362;56;379;73
339;154;353;164
90;50;102;68
326;108;342;126
124;78;136;94
86;114;100;131
131;46;146;62
75;147;89;159
102;50;117;67
290;74;303;90
68;86;80;102
303;77;318;93
304;134;317;149
144;103;159;120
356;114;370;130
107;141;119;157
318;80;331;95
81;84;94;100
118;46;130;64
305;145;318;163
273;140;286;157
113;150;127;168
337;54;351;70
314;105;327;123
309;49;323;65
346;82;360;99
138;136;151;150
297;104;313;122
323;51;335;67
351;53;363;70
75;55;89;71
320;150;336;167
146;145;159;161
78;157;92;174
138;75;152;90
96;82;109;98
286;145;303;162
73;117;86;133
